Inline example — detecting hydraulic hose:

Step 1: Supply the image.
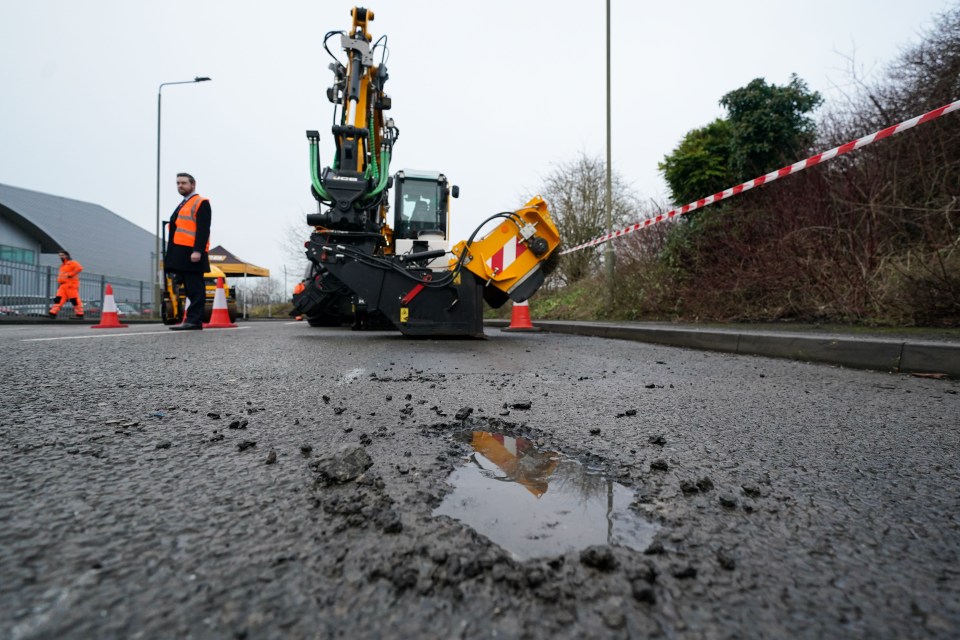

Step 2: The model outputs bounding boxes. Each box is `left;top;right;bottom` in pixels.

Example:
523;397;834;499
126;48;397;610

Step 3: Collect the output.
361;147;391;201
366;115;379;182
309;140;333;202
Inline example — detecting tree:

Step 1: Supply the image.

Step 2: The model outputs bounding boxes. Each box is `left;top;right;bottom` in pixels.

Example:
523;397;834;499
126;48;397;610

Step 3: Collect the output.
660;75;823;208
658;118;733;206
536;152;639;285
280;220;311;280
720;74;823;180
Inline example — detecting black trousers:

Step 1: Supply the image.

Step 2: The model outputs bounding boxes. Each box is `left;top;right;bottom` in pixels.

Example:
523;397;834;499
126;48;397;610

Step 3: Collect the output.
176;271;206;325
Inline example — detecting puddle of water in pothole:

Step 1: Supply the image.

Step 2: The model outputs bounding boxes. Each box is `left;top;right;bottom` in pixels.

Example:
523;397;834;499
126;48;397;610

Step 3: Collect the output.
434;431;659;561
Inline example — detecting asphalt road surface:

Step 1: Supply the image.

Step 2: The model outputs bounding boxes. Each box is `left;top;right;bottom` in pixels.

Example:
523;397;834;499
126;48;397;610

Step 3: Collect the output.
1;321;958;639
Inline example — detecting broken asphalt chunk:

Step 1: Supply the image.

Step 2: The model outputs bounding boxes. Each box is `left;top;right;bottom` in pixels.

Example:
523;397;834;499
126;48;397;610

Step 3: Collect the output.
312;445;373;485
580;546;619;572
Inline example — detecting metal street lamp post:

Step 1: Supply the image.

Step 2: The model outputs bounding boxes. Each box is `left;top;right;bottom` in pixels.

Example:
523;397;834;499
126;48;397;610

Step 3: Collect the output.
604;0;614;308
154;76;211;320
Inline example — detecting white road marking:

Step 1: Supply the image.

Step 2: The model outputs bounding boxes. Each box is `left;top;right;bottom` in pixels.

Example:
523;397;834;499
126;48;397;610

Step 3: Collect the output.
22;326;250;342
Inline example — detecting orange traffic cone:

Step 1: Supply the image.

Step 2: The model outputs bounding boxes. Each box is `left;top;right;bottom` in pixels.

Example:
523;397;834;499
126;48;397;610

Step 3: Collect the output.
91;284;129;329
203;278;237;328
501;300;539;332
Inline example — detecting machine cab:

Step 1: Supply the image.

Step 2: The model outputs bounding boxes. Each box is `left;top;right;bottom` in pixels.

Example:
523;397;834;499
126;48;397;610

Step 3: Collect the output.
392;170;459;268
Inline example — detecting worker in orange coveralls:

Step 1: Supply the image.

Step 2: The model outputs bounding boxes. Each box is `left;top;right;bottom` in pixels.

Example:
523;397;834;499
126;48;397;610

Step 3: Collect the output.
48;250;84;319
292;280;306;321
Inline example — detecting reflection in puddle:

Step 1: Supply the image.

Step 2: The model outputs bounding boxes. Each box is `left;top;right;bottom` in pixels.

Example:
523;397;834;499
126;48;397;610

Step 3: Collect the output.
434;432;659;560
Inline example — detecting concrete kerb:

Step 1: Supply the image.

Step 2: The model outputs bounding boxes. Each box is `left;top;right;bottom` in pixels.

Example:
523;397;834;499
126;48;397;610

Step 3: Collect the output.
485;319;960;377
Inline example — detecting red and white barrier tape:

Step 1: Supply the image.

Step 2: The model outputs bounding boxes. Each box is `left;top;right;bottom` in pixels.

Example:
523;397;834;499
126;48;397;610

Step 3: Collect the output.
561;99;960;255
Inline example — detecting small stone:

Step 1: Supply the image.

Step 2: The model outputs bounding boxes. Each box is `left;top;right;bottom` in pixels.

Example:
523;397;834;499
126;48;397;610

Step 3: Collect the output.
454;407;473;421
390;567;418;592
671;565;697;580
322;395;330;403
300;444;313;455
625;409;637;416
719;493;738;509
650;460;668;472
644;541;665;555
155;441;172;450
228;420;241;429
717;549;736;571
680;480;699;495
589;428;601;436
375;509;402;534
333;407;346;415
580;546;618;572
510;401;532;410
207;412;221;419
696;476;714;492
648;434;666;446
741;484;762;498
628;563;658;584
265;450;277;465
632;584;656;604
238;440;257;452
644;383;656;389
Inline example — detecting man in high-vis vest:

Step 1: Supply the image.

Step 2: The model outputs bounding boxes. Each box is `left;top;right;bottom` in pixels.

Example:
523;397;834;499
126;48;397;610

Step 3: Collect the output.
48;250;84;319
165;172;212;330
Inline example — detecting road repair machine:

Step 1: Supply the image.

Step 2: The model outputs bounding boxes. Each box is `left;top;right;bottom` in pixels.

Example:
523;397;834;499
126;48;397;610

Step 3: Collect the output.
291;6;560;337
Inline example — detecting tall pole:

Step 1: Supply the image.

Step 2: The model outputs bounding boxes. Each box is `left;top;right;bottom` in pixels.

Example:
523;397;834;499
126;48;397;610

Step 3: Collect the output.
154;90;162;319
604;0;615;308
154;77;211;320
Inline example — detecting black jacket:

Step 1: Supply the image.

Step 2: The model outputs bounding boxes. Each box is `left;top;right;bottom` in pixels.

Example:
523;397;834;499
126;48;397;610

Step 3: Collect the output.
165;198;212;273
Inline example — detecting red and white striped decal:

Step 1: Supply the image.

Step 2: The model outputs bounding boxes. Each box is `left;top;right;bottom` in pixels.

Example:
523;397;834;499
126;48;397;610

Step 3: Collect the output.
490;433;519;457
486;237;528;273
561;98;960;255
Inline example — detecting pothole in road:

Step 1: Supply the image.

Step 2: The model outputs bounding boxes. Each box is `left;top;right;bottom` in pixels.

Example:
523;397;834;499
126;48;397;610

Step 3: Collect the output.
434;429;659;561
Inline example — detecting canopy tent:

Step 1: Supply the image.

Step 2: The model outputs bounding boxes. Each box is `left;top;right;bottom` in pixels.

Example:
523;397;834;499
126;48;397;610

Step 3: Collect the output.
208;245;270;319
208;245;270;277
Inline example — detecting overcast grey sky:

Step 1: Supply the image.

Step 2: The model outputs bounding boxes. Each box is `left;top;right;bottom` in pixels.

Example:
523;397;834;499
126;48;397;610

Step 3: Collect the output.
0;0;952;288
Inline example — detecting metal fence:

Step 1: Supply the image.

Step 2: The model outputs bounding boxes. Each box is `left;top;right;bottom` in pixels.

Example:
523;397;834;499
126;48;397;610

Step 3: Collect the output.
0;259;150;318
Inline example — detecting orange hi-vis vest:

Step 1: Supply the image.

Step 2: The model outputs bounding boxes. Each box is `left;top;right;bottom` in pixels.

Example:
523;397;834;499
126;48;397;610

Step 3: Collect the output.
172;194;210;251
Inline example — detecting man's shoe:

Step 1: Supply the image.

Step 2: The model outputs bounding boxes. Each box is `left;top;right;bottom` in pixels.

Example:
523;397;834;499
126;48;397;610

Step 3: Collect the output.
169;322;203;331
